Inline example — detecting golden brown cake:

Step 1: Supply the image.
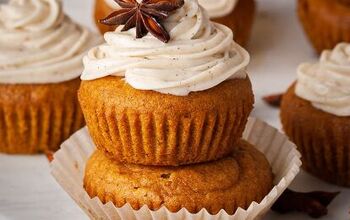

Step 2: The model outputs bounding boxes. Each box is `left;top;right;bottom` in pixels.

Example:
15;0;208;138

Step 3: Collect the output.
0;79;84;154
84;139;273;215
298;0;350;53
94;0;255;46
281;84;350;186
79;76;254;166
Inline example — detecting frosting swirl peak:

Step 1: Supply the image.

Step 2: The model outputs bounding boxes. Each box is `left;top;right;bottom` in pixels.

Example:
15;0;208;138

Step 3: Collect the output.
82;0;249;96
0;0;101;84
295;43;350;116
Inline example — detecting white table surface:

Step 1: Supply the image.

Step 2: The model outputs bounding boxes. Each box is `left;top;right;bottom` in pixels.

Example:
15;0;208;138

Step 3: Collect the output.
1;0;350;219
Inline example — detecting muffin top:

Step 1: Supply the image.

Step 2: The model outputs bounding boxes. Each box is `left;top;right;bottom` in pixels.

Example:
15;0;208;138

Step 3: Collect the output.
84;139;273;215
82;0;250;96
0;0;101;84
295;43;350;116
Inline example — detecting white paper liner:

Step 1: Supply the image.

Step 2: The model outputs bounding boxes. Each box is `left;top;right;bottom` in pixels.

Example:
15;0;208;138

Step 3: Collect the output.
51;117;302;220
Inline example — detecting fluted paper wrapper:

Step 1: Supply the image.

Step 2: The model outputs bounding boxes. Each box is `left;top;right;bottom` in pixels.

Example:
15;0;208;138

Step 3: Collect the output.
51;118;301;220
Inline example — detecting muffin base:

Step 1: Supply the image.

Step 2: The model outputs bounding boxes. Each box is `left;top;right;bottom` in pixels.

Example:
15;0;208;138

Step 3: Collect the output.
94;0;255;46
84;139;273;215
298;0;350;54
0;78;85;154
79;76;254;166
281;83;350;187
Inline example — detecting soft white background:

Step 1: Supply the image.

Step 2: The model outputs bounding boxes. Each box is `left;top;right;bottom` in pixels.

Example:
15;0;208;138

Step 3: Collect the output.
0;0;349;219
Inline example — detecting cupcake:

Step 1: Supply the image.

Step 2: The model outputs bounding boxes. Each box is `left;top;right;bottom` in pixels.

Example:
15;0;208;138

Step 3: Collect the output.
79;0;254;166
84;139;273;215
0;0;101;154
298;0;350;53
94;0;255;46
281;43;350;186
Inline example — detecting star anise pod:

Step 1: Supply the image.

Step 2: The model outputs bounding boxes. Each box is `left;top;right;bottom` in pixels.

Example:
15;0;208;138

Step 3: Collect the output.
262;92;284;108
272;189;340;218
100;0;184;43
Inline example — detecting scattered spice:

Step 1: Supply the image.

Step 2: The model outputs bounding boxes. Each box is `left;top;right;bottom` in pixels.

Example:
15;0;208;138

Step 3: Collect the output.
100;0;184;42
45;150;54;163
272;189;340;218
262;93;284;108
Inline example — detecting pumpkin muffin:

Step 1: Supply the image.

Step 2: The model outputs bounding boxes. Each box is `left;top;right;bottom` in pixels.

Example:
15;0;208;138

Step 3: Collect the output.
281;43;350;186
84;139;274;215
94;0;255;46
298;0;350;53
0;0;100;154
80;0;253;166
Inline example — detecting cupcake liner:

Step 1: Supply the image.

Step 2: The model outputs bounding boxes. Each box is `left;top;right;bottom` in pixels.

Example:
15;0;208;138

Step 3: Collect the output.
51;117;301;220
298;0;350;53
0;79;84;154
284;117;350;186
86;105;250;166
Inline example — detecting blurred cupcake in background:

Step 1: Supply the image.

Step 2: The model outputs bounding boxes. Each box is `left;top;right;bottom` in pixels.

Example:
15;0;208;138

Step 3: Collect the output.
281;43;350;186
94;0;255;46
298;0;350;53
198;0;255;46
0;0;101;154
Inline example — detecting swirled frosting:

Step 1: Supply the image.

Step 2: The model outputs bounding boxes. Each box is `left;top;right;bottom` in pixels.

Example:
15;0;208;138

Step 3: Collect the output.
0;0;101;84
198;0;238;18
295;43;350;116
83;0;250;96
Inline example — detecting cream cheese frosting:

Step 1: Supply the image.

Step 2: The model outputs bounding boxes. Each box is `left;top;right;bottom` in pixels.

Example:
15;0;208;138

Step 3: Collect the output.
198;0;238;18
82;0;250;96
295;43;350;116
0;0;101;84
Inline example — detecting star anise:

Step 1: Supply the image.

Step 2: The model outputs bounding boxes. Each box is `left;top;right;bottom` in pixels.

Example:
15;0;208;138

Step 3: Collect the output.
262;92;284;108
272;189;340;218
100;0;184;43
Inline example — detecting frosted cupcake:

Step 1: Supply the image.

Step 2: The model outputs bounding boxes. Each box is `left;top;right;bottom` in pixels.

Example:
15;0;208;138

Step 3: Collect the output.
281;43;350;186
94;0;255;45
0;0;101;154
79;0;254;166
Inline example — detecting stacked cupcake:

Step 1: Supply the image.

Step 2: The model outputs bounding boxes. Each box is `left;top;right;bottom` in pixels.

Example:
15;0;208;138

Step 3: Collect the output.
78;0;274;215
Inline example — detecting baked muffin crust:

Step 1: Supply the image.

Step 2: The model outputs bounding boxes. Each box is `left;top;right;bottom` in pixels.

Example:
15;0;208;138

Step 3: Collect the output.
84;139;273;215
